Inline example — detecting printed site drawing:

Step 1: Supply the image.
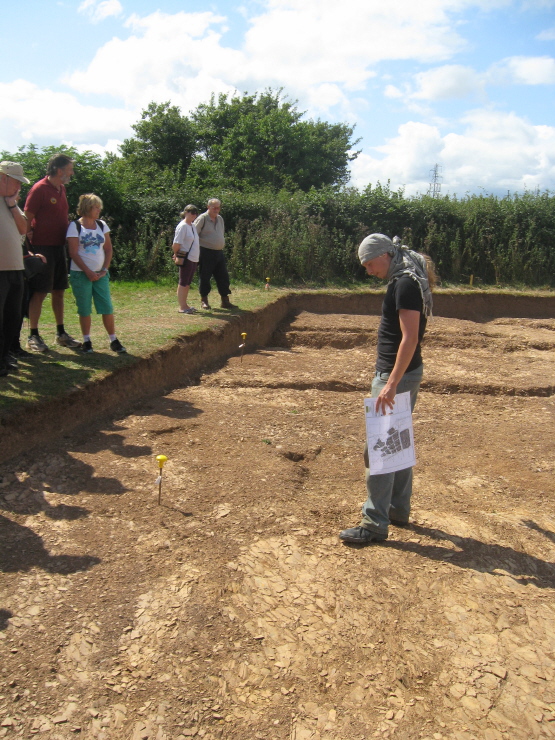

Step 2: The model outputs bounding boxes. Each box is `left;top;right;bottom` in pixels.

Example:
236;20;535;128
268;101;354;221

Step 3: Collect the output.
365;391;416;474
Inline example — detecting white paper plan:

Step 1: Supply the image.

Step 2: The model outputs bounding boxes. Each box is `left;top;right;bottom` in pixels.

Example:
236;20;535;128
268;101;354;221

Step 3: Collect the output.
364;391;416;474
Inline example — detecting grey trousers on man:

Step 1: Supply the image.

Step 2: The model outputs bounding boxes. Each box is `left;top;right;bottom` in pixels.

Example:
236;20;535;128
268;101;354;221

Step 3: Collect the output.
360;364;423;534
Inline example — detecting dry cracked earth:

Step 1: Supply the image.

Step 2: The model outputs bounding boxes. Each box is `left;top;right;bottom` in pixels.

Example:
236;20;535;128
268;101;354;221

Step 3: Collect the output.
1;310;555;740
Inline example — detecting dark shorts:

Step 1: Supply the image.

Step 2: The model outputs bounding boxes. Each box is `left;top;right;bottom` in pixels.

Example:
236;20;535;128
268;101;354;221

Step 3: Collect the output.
178;259;198;287
28;245;68;293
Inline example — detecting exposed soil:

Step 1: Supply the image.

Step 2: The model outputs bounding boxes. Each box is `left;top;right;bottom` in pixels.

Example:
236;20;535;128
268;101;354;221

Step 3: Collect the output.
1;296;555;740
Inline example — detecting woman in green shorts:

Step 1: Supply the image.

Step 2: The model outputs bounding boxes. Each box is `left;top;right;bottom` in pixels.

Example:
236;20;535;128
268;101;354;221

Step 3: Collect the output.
66;194;126;354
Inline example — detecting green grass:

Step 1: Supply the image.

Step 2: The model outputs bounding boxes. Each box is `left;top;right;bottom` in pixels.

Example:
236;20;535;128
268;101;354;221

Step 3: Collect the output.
0;279;277;417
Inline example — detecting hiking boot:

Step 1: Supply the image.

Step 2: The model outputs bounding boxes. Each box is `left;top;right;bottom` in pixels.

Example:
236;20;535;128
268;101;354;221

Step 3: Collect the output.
27;334;49;353
220;295;236;309
389;518;410;528
110;338;127;354
339;526;388;545
56;332;81;349
82;340;93;354
200;296;211;309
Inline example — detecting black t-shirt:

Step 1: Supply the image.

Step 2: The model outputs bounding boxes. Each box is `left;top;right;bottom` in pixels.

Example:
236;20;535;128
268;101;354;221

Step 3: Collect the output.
376;275;427;373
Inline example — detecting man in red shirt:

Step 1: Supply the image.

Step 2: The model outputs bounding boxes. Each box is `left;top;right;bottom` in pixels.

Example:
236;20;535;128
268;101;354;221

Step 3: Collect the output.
24;154;81;351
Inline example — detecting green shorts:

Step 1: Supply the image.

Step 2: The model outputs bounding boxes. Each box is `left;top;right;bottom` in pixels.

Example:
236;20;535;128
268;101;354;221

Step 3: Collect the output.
69;270;114;316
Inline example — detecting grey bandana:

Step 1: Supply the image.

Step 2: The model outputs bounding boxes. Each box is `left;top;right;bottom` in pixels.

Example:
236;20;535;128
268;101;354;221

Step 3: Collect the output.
358;233;393;264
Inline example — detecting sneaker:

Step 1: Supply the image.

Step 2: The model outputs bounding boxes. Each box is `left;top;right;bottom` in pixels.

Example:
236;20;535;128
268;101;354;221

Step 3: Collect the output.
56;332;82;348
27;334;49;353
110;338;127;354
82;340;93;354
339;526;388;545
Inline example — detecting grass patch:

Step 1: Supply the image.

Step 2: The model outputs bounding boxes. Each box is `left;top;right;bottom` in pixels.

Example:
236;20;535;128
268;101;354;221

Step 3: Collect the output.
1;279;276;417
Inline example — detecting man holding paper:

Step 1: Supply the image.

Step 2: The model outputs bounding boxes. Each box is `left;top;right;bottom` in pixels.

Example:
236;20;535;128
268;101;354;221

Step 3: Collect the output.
339;234;435;545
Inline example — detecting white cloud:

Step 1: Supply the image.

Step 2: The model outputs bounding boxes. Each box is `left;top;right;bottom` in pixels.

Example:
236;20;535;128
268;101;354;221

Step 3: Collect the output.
243;0;467;95
384;85;404;99
410;64;484;99
443;110;555;191
0;80;132;150
488;55;555;84
537;27;555;40
351;121;444;194
64;0;472;120
381;55;553;114
65;11;242;110
350;110;555;195
78;0;123;23
304;83;353;118
73;139;123;157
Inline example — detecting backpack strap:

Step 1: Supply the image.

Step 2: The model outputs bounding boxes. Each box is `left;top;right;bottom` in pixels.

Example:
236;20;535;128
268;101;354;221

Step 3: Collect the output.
74;219;105;234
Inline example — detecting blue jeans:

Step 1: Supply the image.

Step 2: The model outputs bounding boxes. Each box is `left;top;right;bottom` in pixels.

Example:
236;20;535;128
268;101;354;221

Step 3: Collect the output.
361;364;423;534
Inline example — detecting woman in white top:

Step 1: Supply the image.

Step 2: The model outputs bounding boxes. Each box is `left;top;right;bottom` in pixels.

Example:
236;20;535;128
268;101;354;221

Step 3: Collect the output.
172;204;200;314
66;193;126;354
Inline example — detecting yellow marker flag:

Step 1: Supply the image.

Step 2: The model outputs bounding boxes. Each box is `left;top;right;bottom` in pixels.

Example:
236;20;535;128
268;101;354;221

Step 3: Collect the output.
156;455;167;504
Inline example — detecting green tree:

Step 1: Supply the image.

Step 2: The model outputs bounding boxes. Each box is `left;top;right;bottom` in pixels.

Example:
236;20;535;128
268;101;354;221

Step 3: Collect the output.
190;89;359;192
0;144;122;218
119;101;197;174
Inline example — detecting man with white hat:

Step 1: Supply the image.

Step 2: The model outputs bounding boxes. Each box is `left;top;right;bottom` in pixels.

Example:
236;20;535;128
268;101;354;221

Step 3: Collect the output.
0;162;30;376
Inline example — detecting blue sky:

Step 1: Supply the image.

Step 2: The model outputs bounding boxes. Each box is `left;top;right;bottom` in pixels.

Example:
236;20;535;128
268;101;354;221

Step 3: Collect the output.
2;0;554;196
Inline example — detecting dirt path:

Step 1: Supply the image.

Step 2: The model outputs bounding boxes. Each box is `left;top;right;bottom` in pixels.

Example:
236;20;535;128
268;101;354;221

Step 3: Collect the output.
1;308;555;740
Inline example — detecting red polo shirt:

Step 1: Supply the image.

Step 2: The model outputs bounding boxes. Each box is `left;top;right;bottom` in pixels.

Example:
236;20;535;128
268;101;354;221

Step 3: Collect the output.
25;177;69;247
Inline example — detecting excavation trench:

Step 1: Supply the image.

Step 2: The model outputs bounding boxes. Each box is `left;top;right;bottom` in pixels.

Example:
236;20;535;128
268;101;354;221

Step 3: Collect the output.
0;291;554;464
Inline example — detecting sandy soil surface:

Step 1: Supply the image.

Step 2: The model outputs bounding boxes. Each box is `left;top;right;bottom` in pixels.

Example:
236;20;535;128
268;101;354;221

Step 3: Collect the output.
1;310;555;740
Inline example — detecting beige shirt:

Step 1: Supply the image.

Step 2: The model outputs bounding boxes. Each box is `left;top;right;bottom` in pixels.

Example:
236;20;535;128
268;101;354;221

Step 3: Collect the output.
194;211;225;251
0;201;24;271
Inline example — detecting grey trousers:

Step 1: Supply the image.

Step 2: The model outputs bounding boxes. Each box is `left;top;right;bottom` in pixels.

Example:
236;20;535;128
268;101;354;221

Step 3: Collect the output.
361;364;423;534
